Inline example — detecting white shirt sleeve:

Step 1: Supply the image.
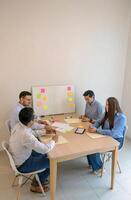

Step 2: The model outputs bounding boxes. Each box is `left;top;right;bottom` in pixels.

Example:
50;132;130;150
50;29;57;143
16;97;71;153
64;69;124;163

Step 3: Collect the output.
23;132;55;154
32;129;46;137
31;122;45;130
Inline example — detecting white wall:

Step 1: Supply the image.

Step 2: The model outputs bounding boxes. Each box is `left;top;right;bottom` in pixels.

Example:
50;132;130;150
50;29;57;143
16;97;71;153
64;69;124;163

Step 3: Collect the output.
122;22;131;139
0;0;130;144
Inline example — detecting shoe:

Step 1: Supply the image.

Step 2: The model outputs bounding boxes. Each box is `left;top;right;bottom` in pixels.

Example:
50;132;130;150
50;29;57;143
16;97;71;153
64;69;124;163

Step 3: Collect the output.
93;168;105;177
30;185;49;193
31;178;49;186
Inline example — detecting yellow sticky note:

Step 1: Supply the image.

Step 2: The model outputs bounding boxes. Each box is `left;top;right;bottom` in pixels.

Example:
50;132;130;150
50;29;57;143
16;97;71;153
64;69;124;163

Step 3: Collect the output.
67;97;73;102
68;103;75;108
37;93;41;99
43;96;48;101
43;105;48;110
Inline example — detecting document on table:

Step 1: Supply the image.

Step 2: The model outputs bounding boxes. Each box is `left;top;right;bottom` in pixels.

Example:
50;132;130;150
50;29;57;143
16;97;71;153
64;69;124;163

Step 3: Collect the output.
64;118;81;124
52;122;74;133
86;132;106;139
40;135;68;145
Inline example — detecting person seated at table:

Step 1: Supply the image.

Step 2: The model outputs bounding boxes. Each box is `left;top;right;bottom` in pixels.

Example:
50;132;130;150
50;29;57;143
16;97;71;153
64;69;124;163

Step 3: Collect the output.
87;97;127;176
80;90;104;123
9;90;53;133
9;107;58;193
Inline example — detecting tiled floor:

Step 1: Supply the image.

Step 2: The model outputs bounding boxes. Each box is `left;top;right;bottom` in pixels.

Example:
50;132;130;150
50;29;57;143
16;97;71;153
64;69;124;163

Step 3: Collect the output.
0;139;131;200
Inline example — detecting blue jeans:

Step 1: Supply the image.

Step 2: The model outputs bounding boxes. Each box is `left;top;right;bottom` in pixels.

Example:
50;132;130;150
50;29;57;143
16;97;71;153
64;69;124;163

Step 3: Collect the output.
87;137;123;171
17;151;50;184
87;153;103;171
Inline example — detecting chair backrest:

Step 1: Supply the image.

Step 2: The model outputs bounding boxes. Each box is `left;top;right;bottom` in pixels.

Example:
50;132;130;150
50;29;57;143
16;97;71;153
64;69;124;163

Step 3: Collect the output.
119;125;128;150
1;141;19;173
5;120;11;134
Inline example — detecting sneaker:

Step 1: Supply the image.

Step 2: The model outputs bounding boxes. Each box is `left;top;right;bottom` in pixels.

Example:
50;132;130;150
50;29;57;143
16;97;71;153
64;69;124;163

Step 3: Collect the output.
93;168;105;177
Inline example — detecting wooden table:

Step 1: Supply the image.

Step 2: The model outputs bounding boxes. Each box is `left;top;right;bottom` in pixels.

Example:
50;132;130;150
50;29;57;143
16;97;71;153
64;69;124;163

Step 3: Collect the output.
42;114;119;200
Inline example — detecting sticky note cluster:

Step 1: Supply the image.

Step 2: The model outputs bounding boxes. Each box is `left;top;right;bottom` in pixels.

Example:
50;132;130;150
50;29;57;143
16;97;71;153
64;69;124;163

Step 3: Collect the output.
36;87;48;110
66;86;75;108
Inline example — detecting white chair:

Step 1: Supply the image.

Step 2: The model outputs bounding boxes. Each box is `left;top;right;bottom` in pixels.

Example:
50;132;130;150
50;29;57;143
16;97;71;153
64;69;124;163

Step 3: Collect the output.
2;141;46;200
5;120;11;134
101;126;128;177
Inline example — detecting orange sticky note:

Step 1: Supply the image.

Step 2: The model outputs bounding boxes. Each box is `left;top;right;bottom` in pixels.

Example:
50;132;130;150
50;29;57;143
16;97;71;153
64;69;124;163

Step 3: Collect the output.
37;101;42;107
67;91;73;97
43;96;48;101
78;125;84;128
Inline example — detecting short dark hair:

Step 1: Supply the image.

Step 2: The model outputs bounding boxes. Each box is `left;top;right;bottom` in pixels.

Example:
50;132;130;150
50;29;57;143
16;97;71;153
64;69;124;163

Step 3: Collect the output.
83;90;95;97
19;91;32;99
19;107;34;126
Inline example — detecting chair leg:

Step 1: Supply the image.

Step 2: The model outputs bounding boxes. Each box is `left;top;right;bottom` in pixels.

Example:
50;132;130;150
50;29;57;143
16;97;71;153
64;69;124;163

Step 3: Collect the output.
17;176;23;200
35;174;46;196
12;175;18;187
21;175;33;186
101;154;106;177
117;160;122;173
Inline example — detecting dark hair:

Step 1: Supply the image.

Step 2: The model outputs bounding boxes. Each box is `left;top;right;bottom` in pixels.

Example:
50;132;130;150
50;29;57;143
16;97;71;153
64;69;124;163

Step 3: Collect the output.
19;107;34;126
19;91;32;99
100;97;122;129
83;90;95;97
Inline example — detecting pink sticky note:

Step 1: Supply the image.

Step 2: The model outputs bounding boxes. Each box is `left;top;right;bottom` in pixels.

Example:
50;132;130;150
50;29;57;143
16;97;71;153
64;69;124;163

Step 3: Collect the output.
41;88;46;93
67;86;72;91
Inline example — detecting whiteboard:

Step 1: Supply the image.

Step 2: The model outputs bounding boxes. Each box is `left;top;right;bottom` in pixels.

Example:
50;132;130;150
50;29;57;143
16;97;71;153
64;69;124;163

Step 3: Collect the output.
32;85;75;116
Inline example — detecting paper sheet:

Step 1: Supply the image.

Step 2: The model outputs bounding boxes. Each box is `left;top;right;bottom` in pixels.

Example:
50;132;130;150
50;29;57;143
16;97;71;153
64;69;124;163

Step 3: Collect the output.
55;126;74;133
86;132;106;139
52;122;74;133
52;122;69;128
64;118;81;124
40;135;68;145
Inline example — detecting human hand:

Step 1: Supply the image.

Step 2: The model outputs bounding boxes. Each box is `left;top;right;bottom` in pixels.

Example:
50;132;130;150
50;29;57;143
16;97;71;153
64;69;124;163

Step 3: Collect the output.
45;125;53;131
38;120;49;125
88;127;97;133
79;115;83;119
52;134;59;143
90;119;96;124
81;116;90;122
46;128;56;135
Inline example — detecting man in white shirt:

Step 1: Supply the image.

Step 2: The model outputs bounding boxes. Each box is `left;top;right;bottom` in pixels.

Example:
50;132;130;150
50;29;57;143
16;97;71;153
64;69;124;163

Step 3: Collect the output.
9;107;58;193
10;91;50;132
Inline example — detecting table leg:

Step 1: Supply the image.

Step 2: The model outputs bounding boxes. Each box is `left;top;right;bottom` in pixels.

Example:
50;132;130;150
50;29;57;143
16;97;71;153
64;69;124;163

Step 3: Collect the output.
111;146;118;189
50;159;57;200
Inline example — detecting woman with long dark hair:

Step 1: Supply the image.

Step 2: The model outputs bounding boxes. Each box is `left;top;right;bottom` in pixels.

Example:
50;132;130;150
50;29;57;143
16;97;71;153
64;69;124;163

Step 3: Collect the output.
87;97;127;175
